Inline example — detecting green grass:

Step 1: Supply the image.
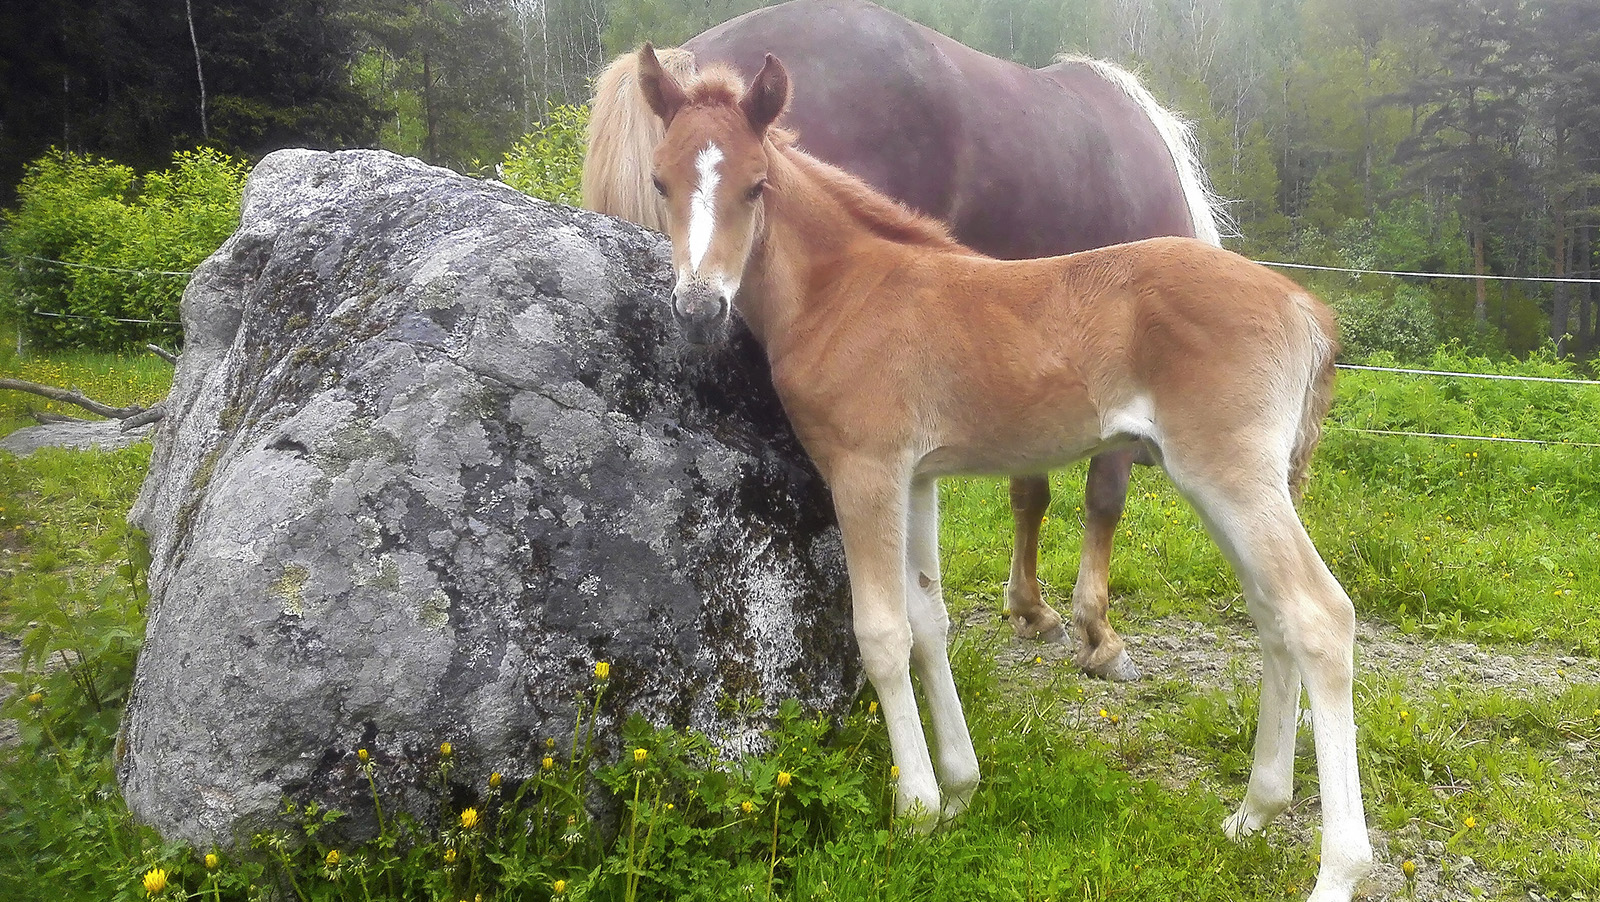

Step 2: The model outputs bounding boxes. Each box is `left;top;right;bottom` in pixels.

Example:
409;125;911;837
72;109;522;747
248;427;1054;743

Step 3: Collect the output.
3;343;1600;900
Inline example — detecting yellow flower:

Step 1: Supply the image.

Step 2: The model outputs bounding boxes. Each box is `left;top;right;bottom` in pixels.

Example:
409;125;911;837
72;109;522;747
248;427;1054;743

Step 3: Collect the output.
204;853;219;870
142;867;168;896
1099;708;1109;719
889;765;900;780
440;741;453;757
553;880;568;895
1402;859;1416;879
867;701;878;715
357;748;369;763
633;748;648;764
546;737;556;748
777;771;792;789
594;661;610;681
326;849;341;867
489;771;503;789
460;807;480;830
542;756;555;771
1464;816;1477;829
740;800;754;814
444;848;458;864
26;692;43;707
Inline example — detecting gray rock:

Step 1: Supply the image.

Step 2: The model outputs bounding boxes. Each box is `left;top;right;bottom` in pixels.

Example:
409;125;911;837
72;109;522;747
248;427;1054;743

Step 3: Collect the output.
117;149;857;848
0;418;154;456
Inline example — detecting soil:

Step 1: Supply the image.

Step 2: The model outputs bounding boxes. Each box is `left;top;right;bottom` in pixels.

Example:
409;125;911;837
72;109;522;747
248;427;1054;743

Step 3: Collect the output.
967;605;1600;902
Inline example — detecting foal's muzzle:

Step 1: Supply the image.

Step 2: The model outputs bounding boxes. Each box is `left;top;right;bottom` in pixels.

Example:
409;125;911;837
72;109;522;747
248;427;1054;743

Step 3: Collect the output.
672;282;732;345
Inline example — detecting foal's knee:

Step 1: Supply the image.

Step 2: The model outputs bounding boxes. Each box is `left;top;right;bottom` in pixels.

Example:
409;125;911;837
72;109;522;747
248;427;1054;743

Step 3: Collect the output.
854;619;913;684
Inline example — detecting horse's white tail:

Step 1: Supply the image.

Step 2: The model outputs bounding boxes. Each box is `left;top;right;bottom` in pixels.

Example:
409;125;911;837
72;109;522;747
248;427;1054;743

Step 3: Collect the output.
582;46;700;232
1058;55;1230;247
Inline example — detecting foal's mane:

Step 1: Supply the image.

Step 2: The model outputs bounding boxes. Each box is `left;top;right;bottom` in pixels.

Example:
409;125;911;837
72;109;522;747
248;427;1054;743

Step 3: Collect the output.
687;66;968;254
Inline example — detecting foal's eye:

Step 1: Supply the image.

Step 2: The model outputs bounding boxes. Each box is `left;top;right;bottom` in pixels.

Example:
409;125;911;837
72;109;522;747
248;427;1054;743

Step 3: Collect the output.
652;176;668;198
746;179;768;201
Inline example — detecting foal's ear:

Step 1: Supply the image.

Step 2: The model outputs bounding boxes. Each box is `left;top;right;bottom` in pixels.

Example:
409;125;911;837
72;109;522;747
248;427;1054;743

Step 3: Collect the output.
637;43;688;124
740;54;790;133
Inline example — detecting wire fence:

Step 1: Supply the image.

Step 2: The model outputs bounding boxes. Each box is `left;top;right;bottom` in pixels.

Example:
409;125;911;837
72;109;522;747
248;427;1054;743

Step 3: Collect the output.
5;253;1598;448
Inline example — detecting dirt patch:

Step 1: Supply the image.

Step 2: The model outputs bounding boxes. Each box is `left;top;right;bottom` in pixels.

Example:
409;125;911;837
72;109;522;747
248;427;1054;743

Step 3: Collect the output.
963;607;1600;902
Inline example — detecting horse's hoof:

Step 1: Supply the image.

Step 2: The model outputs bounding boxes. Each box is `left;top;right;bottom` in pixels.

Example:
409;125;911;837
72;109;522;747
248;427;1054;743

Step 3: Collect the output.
1085;648;1141;682
1008;614;1069;645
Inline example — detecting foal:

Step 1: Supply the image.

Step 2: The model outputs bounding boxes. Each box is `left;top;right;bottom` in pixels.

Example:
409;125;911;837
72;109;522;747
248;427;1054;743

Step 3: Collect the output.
636;48;1371;901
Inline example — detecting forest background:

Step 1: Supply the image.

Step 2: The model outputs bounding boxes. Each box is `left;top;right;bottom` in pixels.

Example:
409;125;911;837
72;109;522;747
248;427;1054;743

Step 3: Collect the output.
1;0;1598;361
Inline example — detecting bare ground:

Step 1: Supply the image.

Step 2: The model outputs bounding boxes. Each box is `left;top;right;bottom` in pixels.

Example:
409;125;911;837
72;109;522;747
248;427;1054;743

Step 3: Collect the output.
964;605;1600;902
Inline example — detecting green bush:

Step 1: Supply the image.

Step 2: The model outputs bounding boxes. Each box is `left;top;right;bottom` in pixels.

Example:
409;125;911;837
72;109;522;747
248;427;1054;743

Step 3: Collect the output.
1330;284;1439;362
495;105;588;206
1;148;250;350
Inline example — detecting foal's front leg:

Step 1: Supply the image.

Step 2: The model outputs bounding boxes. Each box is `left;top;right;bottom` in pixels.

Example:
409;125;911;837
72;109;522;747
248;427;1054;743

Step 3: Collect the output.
830;464;941;830
907;477;980;819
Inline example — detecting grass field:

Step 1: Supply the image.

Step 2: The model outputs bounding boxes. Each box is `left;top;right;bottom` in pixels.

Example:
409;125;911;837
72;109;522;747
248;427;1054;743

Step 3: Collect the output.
2;343;1598;901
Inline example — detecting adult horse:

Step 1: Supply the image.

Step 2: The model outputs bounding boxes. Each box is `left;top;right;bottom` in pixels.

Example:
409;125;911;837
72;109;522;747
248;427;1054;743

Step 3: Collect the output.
633;50;1369;901
582;0;1224;681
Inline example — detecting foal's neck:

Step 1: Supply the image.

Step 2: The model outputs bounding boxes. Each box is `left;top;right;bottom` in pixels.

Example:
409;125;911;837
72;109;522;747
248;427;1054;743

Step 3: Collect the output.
739;142;962;350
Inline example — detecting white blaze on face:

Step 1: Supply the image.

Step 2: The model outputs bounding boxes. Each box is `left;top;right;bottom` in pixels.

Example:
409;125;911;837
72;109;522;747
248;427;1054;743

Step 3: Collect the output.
687;142;724;273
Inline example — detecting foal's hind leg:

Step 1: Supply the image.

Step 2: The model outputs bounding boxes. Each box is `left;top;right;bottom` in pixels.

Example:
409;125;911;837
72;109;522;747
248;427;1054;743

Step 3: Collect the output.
1178;475;1372;901
1069;450;1141;681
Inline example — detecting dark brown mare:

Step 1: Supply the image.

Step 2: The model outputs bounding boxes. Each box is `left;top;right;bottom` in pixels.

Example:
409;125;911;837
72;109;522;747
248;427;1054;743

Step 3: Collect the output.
583;0;1225;681
635;51;1370;901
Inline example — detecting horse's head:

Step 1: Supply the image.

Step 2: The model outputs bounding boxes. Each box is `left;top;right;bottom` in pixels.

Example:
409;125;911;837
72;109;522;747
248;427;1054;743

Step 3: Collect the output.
637;44;789;345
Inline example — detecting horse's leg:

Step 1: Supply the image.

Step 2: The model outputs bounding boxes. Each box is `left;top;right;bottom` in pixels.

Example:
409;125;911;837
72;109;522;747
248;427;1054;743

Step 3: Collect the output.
1176;472;1371;902
829;464;941;831
1070;450;1141;681
906;476;980;819
1004;475;1068;643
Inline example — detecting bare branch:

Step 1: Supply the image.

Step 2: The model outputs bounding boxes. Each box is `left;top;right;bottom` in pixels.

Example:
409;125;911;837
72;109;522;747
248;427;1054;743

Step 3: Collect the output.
0;378;147;419
146;343;180;365
121;405;167;430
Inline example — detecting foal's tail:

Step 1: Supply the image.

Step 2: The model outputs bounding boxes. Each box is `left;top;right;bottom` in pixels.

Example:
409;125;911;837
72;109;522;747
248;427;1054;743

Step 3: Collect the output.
1060;56;1229;247
582;46;699;232
1288;293;1340;500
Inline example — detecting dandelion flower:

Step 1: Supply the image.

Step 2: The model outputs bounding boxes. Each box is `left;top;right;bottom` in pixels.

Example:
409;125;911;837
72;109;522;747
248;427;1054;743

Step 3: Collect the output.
594;661;611;681
142;867;168;896
26;692;43;707
440;741;453;757
204;853;219;870
460;807;480;830
868;701;878;715
542;756;555;771
890;765;900;780
546;737;556;749
634;748;649;764
1402;859;1416;879
357;747;369;763
741;800;755;814
777;771;792;789
1464;816;1477;829
489;772;503;789
444;848;458;864
553;880;567;895
326;849;341;867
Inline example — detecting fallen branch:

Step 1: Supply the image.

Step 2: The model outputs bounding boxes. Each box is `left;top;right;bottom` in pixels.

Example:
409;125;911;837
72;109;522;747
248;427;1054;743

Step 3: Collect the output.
0;377;148;419
121;404;167;430
146;344;179;365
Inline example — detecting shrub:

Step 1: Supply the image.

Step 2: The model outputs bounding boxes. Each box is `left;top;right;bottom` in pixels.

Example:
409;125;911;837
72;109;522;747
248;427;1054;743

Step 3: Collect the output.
1330;283;1439;362
494;105;588;206
1;148;250;350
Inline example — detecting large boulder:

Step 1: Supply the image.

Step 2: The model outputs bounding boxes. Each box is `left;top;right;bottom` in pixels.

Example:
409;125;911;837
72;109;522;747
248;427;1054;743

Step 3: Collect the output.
118;149;858;848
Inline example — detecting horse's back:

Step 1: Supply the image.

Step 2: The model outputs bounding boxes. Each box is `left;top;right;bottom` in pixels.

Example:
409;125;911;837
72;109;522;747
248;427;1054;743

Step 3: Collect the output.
683;0;1196;259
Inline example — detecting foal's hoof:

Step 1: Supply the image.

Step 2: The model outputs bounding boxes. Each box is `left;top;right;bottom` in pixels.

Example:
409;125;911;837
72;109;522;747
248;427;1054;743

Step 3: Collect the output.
1083;648;1141;682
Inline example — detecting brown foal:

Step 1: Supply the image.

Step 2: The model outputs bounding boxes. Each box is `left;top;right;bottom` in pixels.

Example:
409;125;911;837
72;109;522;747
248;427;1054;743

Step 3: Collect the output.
586;10;1232;679
635;49;1371;902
